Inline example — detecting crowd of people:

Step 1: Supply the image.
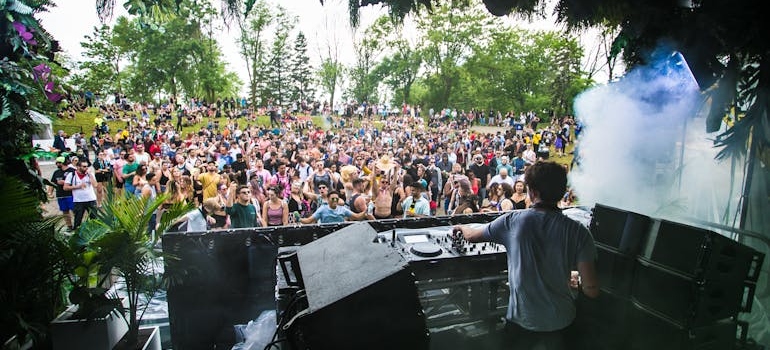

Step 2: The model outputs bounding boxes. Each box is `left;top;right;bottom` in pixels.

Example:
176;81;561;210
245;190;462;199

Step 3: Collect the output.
47;97;580;232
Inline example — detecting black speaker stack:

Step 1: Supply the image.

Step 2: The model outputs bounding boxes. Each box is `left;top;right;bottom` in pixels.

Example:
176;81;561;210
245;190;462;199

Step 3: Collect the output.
583;203;764;350
276;222;429;350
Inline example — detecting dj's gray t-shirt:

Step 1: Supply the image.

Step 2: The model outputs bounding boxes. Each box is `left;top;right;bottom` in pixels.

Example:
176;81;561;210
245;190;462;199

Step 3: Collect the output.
483;208;596;331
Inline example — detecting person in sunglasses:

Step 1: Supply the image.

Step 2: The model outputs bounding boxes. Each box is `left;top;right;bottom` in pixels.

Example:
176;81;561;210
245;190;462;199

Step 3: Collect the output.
226;183;264;228
300;190;372;224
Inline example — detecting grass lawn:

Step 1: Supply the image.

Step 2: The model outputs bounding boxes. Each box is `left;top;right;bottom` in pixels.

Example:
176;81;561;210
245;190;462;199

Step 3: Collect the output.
52;108;326;137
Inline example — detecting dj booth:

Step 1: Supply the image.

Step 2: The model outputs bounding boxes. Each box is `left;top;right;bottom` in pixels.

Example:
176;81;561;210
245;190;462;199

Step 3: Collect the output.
162;206;764;350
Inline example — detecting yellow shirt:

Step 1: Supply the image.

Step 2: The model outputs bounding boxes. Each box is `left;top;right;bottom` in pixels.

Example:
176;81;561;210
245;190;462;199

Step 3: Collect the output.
199;172;221;200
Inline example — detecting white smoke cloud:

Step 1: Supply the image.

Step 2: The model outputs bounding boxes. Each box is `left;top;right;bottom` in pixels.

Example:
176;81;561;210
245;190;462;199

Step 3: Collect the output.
570;49;741;223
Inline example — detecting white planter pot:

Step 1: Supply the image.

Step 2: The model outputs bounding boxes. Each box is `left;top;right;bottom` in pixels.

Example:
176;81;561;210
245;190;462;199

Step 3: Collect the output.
50;305;128;350
138;326;161;350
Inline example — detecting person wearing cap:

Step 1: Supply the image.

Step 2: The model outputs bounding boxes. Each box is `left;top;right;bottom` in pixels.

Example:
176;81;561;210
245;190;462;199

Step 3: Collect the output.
93;150;112;207
397;181;431;218
50;157;75;229
231;153;248;185
469;153;491;208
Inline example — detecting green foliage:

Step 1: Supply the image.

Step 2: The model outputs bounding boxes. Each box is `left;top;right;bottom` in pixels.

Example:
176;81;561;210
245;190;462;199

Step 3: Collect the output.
458;28;585;115
262;6;296;105
0;174;67;346
75;191;192;345
78;3;240;103
237;0;280;105
346;31;381;103
77;22;130;94
1;0;62;194
289;32;316;102
368;16;422;105
416;4;494;108
317;59;344;105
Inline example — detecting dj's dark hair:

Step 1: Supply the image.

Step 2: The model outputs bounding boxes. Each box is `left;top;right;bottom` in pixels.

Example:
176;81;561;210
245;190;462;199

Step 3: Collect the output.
524;161;567;203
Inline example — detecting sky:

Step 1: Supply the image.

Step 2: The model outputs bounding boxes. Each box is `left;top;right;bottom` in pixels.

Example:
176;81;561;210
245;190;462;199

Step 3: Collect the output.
37;0;611;97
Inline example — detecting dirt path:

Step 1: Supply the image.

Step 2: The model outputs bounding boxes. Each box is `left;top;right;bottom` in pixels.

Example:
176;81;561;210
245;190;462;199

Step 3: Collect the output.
39;162;63;218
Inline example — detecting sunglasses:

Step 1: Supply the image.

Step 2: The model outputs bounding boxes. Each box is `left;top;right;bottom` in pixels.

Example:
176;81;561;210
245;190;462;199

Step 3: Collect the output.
318;186;327;189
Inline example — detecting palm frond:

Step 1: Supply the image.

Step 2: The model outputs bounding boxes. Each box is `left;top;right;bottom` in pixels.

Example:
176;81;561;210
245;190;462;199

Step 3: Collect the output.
0;174;67;345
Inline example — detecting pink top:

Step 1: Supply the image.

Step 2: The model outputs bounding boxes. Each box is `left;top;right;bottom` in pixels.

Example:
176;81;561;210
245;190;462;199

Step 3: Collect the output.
267;205;284;226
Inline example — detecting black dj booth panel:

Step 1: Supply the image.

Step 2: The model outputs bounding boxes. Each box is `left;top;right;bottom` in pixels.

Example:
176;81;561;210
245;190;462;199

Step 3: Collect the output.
163;223;351;350
283;223;428;350
163;214;505;350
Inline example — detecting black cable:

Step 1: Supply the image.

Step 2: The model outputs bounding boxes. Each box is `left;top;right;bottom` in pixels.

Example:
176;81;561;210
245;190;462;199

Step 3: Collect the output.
265;289;307;350
263;337;286;350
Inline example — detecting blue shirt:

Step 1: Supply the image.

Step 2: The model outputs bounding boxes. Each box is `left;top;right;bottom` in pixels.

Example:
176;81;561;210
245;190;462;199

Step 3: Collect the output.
401;196;431;218
312;205;353;223
512;157;526;174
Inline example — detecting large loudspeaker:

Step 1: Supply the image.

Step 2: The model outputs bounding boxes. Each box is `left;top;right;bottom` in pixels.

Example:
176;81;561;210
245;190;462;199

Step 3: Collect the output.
632;219;764;327
596;245;636;297
288;222;429;350
628;304;745;350
640;219;763;279
632;258;754;327
590;204;652;255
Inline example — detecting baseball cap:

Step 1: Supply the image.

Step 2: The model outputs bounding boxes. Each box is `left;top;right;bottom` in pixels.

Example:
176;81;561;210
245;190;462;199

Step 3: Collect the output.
55;156;66;163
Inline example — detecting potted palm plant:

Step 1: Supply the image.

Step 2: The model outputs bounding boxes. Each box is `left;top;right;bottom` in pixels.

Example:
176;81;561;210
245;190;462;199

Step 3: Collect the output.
50;216;128;350
53;190;191;349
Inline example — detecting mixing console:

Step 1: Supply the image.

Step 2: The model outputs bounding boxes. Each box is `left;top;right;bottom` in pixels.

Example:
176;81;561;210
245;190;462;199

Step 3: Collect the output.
376;224;506;261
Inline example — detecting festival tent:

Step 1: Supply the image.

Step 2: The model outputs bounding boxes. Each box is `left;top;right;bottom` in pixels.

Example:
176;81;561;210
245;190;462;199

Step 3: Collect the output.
30;110;53;140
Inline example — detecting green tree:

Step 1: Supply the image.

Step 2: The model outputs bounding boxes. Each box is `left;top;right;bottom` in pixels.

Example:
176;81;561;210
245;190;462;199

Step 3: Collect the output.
107;2;239;104
367;16;422;105
417;4;493;108
263;6;296;105
289;31;315;103
374;49;421;106
318;59;344;106
237;0;273;105
347;31;381;103
78;20;131;94
188;1;241;102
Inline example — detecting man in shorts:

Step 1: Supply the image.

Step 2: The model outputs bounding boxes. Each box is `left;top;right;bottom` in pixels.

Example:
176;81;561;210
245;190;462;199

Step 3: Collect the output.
50;157;75;230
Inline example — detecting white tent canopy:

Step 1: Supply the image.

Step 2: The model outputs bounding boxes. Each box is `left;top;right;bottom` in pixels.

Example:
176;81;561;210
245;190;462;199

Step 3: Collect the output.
30;110;53;140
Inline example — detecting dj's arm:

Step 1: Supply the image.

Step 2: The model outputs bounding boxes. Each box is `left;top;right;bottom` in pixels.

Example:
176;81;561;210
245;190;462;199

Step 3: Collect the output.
577;261;600;298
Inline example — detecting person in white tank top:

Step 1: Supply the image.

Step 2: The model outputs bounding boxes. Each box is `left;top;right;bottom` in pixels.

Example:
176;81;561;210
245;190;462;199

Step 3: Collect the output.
63;161;98;229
